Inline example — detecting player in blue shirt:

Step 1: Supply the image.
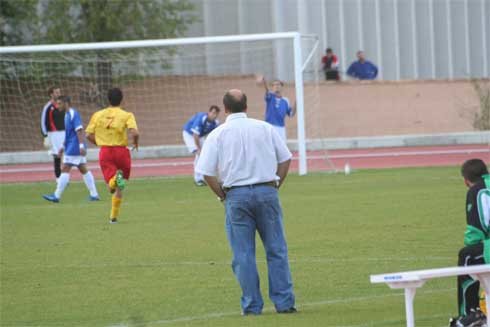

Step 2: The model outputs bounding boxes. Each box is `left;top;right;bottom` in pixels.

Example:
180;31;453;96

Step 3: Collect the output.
346;51;378;80
43;96;99;203
182;105;220;186
259;76;296;142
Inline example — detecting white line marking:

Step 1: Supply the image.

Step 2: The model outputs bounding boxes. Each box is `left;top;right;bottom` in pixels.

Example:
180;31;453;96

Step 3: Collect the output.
6;256;452;270
107;288;453;326
1;148;488;174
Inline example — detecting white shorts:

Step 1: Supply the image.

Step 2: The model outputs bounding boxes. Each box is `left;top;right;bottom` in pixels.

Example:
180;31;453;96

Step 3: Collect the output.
272;125;287;142
182;131;205;153
48;131;65;156
63;155;87;167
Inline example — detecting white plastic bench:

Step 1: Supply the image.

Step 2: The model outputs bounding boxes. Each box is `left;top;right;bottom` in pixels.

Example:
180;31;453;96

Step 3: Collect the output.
370;264;490;327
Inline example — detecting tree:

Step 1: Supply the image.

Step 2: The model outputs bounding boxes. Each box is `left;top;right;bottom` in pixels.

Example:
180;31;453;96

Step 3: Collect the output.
35;0;197;100
2;0;196;101
472;80;490;131
0;0;39;46
41;0;196;44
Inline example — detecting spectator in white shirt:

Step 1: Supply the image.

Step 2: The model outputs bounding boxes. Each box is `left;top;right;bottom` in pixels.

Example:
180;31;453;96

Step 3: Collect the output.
196;89;296;316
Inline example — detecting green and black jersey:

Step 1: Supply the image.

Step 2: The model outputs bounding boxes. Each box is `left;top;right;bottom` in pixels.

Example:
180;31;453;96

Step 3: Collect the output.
464;174;490;263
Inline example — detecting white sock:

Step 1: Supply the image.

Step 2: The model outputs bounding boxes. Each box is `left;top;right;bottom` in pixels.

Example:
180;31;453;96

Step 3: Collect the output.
82;171;98;197
54;173;70;199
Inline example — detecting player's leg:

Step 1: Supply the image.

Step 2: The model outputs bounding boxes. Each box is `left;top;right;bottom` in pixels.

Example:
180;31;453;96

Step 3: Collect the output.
183;131;204;185
43;161;72;202
99;147;118;193
193;136;207;185
49;131;65;180
78;160;99;200
457;243;485;316
109;147;131;223
53;156;61;180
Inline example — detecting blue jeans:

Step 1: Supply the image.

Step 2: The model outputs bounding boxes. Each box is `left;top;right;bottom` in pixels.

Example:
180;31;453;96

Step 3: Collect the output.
224;184;295;314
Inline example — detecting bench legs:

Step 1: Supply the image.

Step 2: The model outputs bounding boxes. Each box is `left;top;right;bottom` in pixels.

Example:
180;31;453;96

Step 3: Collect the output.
387;281;425;327
404;287;417;327
470;272;490;327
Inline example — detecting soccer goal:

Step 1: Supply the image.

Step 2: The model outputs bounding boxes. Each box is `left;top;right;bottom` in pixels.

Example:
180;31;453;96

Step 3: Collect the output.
0;32;323;175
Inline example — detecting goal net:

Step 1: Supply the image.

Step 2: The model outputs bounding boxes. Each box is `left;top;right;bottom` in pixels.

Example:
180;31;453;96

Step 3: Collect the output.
0;32;325;175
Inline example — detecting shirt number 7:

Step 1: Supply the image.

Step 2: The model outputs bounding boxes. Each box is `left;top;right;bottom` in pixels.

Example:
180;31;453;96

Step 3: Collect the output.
106;117;115;129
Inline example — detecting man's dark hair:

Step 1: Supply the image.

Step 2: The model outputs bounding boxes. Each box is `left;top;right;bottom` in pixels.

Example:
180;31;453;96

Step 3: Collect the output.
326;48;333;53
461;159;488;183
57;95;71;104
272;79;284;86
209;105;220;112
48;86;59;96
223;91;247;113
108;88;123;106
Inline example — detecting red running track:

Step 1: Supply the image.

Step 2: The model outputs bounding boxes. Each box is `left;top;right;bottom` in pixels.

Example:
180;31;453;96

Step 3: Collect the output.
0;145;488;183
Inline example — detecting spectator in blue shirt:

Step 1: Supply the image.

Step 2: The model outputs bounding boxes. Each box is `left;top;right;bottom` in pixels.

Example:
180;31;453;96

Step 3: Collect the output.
346;51;378;80
182;105;220;186
258;75;296;142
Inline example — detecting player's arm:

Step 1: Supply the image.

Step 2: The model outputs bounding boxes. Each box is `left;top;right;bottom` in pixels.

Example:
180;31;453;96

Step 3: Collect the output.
85;112;98;145
75;128;87;156
40;106;49;137
290;100;297;117
464;188;486;246
256;74;269;93
129;128;139;151
127;113;139;150
193;133;201;154
86;133;96;145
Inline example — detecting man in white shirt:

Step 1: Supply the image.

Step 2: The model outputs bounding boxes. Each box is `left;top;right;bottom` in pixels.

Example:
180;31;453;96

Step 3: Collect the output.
196;89;296;316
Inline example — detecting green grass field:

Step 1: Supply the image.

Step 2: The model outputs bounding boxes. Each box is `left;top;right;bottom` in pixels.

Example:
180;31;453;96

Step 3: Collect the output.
1;167;466;326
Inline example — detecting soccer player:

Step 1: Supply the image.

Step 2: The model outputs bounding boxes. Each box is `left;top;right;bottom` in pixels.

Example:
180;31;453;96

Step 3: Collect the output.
259;76;296;142
86;88;139;224
449;159;489;327
182;105;220;186
42;96;99;203
40;86;64;181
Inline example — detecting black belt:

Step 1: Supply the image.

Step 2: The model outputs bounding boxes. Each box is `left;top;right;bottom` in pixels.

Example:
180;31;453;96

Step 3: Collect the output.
223;181;277;192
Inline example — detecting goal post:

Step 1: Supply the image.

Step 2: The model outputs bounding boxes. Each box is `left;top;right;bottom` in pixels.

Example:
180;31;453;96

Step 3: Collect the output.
0;32;320;175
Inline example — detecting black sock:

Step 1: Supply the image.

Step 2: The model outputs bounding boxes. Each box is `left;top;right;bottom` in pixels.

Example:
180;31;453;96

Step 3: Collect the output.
54;157;61;178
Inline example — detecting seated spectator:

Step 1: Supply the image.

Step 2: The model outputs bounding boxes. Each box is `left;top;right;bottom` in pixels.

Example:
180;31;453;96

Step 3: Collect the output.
346;51;378;80
321;48;339;81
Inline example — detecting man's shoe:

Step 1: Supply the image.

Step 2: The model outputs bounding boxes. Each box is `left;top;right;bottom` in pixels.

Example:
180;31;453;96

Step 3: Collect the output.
42;194;59;203
89;195;100;201
453;308;487;327
449;316;463;327
109;218;118;224
115;170;125;190
277;307;297;314
195;180;206;186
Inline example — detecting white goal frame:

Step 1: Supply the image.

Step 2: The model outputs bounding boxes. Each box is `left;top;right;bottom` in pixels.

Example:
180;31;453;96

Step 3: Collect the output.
0;32;316;175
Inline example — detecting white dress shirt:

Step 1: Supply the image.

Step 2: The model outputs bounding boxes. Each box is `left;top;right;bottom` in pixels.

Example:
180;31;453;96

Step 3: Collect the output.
195;112;292;188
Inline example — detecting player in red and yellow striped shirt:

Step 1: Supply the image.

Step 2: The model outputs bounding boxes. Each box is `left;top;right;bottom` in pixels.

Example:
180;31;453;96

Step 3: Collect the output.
86;88;139;224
